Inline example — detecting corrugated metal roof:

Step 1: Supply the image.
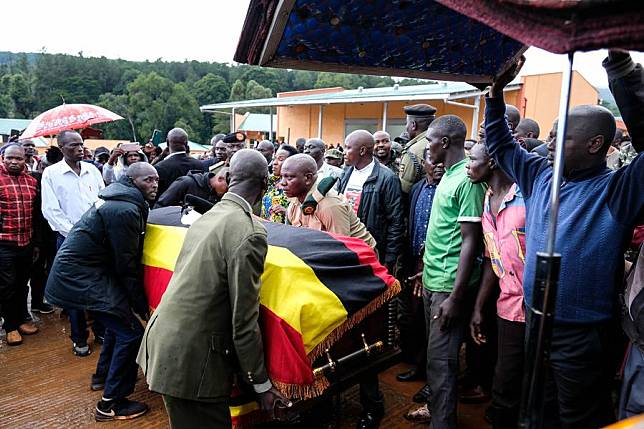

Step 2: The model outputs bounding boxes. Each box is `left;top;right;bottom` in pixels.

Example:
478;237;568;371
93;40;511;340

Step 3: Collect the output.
0;118;32;135
238;114;277;132
201;81;521;111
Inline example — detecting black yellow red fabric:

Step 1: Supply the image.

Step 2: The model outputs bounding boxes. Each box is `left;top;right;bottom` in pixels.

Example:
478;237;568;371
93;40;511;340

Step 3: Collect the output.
141;206;399;426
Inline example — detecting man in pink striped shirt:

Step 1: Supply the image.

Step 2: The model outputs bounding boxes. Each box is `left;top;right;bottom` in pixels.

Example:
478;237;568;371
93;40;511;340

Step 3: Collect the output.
466;142;527;429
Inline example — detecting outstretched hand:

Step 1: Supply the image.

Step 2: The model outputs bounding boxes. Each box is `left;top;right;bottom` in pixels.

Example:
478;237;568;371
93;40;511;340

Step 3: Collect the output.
258;386;292;420
491;55;525;97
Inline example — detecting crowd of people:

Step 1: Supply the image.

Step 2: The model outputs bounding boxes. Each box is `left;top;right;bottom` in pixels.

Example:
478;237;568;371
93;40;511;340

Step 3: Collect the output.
0;51;642;429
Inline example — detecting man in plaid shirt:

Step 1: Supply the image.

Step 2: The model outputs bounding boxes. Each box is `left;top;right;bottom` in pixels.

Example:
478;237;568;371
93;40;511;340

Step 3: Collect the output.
0;144;40;346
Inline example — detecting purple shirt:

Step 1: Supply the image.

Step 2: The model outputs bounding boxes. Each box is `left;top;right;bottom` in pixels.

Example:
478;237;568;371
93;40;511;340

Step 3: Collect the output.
482;184;526;322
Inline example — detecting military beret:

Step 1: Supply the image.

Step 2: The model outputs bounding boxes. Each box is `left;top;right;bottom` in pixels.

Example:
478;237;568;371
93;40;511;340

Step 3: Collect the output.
404;104;437;117
222;132;246;143
324;149;343;160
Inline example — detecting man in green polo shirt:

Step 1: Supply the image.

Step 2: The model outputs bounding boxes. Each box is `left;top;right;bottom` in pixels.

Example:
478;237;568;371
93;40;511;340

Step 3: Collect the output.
417;115;486;428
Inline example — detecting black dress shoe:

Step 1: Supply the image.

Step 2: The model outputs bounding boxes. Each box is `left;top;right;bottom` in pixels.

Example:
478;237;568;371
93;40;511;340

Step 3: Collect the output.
396;369;424;382
413;384;431;403
356;412;382;429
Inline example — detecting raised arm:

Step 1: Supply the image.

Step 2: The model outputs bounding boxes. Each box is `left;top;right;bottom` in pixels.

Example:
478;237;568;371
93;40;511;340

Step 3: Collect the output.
603;51;644;153
486;58;548;199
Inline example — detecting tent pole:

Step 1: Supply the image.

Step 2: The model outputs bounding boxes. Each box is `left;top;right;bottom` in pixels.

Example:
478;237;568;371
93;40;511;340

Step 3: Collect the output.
270;106;274;142
318;105;324;139
519;52;574;429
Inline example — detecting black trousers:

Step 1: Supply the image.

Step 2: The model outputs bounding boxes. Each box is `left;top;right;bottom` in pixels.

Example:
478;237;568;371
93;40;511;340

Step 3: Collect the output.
397;280;427;372
162;395;231;429
531;314;617;429
0;244;32;332
491;317;525;429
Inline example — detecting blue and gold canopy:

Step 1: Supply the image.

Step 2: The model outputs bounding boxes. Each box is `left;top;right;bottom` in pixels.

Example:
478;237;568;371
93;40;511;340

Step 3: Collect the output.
234;0;526;83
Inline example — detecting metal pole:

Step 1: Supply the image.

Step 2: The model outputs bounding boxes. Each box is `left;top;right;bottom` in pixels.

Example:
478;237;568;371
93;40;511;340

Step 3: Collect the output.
382;102;388;131
318;105;323;139
231;107;236;132
471;96;481;140
270;106;274;142
546;53;574;256
519;52;574;429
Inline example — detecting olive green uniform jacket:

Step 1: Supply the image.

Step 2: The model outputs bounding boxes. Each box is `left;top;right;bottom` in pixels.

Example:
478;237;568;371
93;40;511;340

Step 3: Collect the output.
137;192;269;402
398;130;427;194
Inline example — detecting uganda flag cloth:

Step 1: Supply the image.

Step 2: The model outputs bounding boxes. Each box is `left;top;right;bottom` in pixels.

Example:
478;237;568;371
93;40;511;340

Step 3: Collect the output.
142;207;400;407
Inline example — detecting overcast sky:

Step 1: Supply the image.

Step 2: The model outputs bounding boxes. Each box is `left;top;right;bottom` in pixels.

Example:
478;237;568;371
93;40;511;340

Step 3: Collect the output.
2;0;642;88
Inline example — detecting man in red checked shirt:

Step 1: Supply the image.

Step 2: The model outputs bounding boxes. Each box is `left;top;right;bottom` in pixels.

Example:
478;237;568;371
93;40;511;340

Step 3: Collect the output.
0;144;40;346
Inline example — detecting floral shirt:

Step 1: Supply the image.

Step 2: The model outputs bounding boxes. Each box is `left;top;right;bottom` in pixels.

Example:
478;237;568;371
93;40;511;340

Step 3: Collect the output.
260;175;288;224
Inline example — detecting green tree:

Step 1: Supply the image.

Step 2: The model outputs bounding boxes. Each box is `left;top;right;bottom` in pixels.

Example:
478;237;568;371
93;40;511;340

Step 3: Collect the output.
96;93;136;140
245;80;272;100
7;74;34;118
192;73;230;106
230;79;246;101
0;94;15;117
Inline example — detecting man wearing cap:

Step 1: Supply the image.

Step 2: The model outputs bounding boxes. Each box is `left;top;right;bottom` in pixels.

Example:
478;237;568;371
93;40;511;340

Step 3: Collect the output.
154;128;204;199
399;104;437;195
94;147;110;167
324;148;344;169
208;132;247;176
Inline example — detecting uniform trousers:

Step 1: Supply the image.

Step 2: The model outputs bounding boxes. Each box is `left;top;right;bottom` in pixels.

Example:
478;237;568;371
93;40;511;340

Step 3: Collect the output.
162;395;231;429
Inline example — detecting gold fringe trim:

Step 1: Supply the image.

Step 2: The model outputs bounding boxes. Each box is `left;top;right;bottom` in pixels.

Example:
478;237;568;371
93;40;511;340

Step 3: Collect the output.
272;376;331;400
269;280;400;401
308;279;401;363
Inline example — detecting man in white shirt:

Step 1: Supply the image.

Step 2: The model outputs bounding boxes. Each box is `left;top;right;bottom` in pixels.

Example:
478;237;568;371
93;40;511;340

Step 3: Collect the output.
41;129;105;356
335;130;404;429
303;138;343;180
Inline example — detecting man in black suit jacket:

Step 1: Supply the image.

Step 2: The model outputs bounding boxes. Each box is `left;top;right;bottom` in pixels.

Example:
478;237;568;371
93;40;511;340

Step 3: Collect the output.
154;128;204;199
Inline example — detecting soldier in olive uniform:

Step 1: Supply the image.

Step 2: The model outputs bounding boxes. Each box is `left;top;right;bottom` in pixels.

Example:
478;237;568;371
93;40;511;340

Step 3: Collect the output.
398;104;437;195
137;149;290;428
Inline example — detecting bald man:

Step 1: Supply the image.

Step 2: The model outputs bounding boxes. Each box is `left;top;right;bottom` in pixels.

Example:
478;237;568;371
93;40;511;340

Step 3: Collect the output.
46;162;159;421
336;130;403;428
154;128;204;198
303;138;343;179
281;154;375;247
488;58;643;428
138;149;290;428
256;140;275;167
504;105;521;133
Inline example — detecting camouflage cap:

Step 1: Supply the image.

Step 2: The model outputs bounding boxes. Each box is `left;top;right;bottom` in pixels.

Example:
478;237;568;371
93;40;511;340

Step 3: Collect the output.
324;149;343;160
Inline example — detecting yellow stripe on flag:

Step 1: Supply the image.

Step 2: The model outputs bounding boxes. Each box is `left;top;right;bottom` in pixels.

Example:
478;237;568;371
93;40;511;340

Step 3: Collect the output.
261;245;348;353
143;223;348;354
142;224;187;271
229;401;259;417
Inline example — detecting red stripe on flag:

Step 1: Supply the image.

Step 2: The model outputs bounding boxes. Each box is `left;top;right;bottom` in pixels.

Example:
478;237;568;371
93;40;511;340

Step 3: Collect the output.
327;234;396;287
259;305;313;385
143;265;173;309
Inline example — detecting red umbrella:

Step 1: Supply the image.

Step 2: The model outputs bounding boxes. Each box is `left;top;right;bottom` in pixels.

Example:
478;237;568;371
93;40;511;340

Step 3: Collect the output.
21;103;123;139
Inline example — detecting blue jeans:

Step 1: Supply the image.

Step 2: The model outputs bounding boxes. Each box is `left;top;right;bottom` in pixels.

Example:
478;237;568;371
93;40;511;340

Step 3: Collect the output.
55;233;105;345
620;344;644;419
92;311;144;400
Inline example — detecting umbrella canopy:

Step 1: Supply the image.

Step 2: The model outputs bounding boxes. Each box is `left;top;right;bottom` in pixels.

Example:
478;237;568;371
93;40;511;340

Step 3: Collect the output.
21;104;123;139
234;0;526;82
434;0;644;54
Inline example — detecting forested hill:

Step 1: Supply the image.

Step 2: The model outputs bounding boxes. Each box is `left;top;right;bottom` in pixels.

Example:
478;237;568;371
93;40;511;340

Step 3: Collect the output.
0;51;426;143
